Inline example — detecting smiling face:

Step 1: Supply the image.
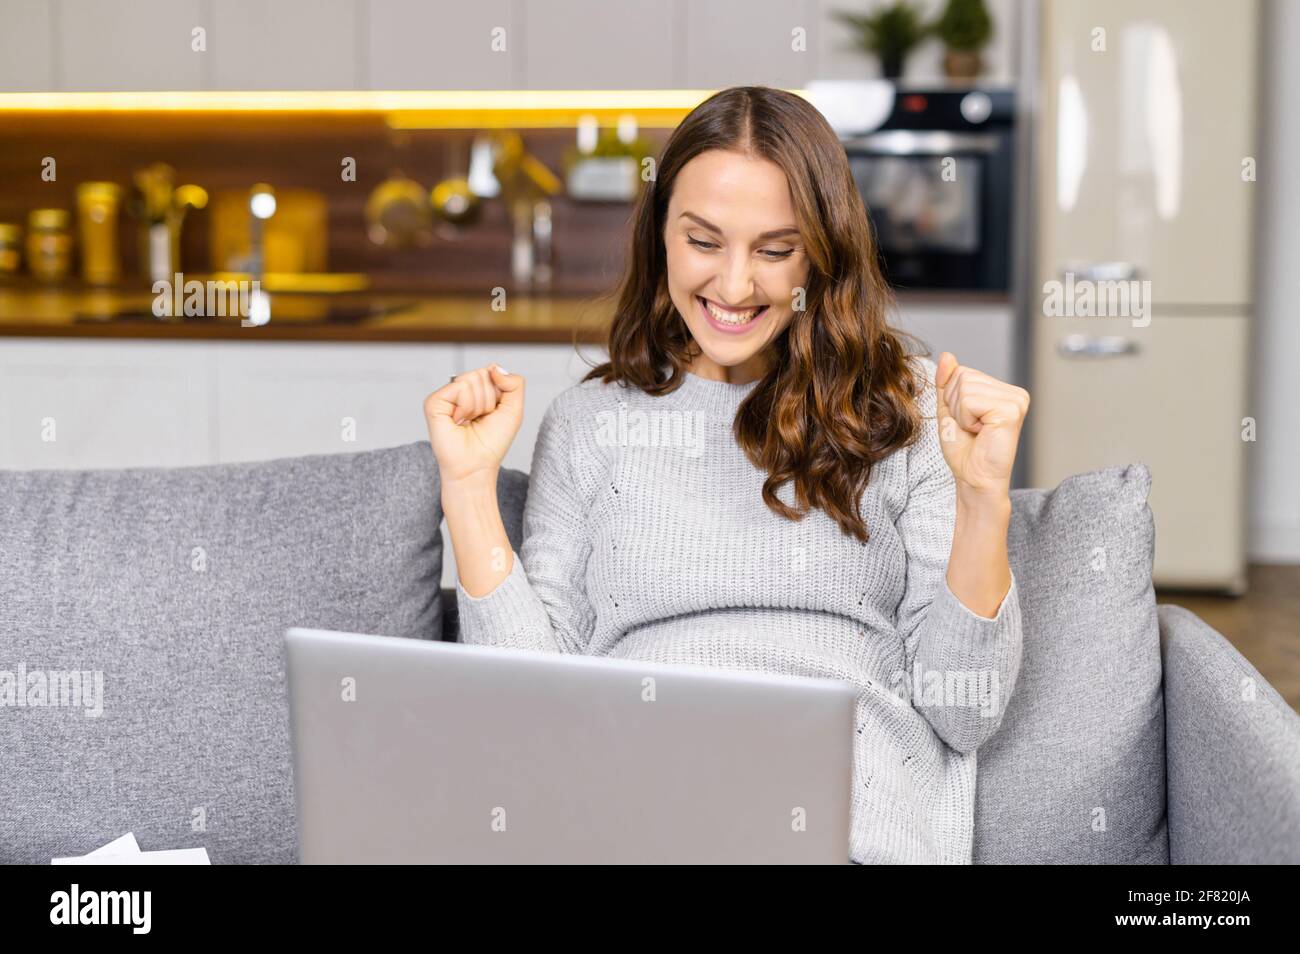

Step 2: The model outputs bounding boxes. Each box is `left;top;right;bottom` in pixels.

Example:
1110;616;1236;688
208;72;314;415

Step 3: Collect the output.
663;149;810;384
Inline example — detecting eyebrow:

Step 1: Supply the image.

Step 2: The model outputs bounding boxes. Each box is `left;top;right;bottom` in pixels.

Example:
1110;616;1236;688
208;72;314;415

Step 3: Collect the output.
679;211;799;242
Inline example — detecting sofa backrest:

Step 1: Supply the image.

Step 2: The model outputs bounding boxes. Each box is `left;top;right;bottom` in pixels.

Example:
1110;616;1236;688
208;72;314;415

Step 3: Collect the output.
0;442;443;864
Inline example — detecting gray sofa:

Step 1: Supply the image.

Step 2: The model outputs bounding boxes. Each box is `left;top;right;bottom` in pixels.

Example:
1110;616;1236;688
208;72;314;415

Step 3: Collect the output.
2;441;1298;864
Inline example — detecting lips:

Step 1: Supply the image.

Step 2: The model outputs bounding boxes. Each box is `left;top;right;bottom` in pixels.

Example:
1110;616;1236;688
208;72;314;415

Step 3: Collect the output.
697;295;768;333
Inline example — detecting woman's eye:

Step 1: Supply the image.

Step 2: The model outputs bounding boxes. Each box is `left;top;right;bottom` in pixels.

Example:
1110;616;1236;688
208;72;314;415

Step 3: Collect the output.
688;236;794;261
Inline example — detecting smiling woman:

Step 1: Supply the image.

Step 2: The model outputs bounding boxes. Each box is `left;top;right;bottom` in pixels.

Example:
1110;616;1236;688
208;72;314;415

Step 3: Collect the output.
428;85;1028;865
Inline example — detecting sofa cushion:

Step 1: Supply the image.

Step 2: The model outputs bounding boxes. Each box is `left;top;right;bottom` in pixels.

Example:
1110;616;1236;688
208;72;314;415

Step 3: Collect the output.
974;463;1167;863
0;440;442;864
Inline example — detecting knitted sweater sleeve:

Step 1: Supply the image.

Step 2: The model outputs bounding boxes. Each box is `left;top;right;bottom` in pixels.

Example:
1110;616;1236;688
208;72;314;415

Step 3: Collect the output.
453;396;596;654
894;359;1025;755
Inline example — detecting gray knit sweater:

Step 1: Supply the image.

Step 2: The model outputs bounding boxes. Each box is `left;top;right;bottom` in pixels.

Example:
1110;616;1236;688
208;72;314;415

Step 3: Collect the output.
454;354;1023;864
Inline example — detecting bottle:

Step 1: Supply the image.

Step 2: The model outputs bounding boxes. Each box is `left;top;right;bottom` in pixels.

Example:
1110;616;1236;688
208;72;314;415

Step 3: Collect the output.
77;182;124;285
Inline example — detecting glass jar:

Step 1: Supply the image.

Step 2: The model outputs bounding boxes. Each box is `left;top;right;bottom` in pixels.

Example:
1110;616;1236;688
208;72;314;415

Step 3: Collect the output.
26;208;72;283
0;223;21;276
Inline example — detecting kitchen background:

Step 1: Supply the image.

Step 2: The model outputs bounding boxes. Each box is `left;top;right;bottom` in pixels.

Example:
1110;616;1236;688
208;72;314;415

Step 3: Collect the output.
0;0;1295;705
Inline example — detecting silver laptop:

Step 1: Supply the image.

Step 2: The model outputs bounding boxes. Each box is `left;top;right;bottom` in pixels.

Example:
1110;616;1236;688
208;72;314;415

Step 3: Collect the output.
284;627;856;864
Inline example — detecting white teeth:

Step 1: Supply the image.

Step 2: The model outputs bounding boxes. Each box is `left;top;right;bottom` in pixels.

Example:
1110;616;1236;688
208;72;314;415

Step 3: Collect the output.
703;298;763;325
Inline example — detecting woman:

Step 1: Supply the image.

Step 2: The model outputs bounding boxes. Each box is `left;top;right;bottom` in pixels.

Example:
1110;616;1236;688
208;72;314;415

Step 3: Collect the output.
423;86;1030;864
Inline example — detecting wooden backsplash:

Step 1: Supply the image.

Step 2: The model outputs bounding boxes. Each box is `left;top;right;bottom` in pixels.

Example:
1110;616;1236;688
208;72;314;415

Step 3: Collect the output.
0;113;664;295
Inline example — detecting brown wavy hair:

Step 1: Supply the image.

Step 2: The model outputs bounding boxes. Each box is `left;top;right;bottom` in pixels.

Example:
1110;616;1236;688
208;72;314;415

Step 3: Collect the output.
579;85;930;543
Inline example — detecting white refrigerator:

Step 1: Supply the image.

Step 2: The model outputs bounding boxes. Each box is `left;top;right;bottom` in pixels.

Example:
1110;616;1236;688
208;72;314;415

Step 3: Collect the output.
1030;0;1258;593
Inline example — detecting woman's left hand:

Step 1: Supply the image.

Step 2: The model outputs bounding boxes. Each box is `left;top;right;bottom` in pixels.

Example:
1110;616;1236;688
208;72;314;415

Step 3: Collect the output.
934;351;1031;499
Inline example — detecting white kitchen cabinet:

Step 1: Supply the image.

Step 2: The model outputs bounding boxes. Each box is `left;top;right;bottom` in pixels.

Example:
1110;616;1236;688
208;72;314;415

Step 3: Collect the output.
367;0;517;90
212;341;455;463
209;0;361;90
0;0;55;92
521;0;674;89
813;0;879;82
0;337;587;474
58;0;205;92
680;0;818;90
0;340;214;469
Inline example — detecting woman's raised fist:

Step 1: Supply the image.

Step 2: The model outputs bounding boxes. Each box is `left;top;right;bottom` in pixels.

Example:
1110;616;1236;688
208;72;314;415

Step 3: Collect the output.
423;363;524;487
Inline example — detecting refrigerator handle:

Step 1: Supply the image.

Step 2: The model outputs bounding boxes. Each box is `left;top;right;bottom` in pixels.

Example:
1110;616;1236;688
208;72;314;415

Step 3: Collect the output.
1057;334;1141;358
1059;261;1142;282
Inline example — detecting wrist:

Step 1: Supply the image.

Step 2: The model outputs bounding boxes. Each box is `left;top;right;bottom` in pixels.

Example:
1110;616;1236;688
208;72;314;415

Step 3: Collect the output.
956;484;1011;520
441;470;499;504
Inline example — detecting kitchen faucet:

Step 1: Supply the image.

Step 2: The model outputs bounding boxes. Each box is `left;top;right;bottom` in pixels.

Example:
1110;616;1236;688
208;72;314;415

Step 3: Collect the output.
490;132;561;290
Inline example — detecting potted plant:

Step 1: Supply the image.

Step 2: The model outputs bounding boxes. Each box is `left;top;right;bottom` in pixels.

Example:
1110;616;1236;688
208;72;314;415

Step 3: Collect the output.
934;0;994;80
833;1;929;81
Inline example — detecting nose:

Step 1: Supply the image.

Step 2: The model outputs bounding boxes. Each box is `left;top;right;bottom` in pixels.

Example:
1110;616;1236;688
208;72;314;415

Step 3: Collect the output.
714;248;756;305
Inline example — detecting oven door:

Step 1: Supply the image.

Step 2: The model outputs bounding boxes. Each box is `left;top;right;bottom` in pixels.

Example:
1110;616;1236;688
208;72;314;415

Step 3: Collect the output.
843;130;1008;290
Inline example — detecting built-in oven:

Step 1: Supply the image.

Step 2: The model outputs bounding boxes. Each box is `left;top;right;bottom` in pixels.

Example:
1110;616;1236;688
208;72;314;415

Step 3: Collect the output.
840;88;1015;291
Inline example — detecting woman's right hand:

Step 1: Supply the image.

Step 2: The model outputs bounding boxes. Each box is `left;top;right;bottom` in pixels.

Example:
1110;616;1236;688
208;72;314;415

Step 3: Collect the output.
423;363;524;488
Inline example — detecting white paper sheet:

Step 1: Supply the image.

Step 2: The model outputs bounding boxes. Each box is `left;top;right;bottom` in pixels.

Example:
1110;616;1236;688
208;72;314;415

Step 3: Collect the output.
84;832;141;857
54;847;210;865
52;833;210;865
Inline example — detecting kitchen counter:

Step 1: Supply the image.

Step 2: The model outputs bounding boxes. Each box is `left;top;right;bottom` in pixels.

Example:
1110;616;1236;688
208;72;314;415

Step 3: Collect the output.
0;284;1011;344
0;286;614;344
